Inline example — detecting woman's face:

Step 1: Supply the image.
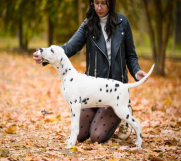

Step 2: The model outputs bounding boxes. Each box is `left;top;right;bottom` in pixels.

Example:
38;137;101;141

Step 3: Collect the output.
93;0;109;18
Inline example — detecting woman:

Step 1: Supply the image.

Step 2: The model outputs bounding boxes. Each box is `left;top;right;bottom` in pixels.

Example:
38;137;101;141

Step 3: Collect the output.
33;0;147;143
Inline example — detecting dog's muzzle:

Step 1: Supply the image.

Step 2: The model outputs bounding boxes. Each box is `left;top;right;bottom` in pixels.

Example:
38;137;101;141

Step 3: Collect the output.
38;49;50;66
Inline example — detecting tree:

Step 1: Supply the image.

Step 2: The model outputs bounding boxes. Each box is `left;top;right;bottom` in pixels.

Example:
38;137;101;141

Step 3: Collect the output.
0;0;43;49
175;0;181;44
141;0;175;76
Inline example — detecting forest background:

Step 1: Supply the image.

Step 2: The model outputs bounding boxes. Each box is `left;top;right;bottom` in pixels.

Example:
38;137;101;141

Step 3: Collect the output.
0;0;181;160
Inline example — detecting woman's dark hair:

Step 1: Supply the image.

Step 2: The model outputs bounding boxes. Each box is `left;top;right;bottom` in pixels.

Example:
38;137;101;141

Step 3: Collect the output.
84;0;117;41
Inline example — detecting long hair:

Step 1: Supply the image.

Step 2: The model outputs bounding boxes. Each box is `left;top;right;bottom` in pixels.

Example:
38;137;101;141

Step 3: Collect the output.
84;0;117;41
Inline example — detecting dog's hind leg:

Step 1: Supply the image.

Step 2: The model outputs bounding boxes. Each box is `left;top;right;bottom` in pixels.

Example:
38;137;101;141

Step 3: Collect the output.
114;106;142;148
67;103;81;147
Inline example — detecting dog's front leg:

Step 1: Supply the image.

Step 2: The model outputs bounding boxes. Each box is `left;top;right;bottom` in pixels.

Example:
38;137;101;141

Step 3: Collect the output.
67;103;81;148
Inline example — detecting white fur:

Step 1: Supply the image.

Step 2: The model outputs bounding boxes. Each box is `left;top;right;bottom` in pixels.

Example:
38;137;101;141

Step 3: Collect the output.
38;45;155;148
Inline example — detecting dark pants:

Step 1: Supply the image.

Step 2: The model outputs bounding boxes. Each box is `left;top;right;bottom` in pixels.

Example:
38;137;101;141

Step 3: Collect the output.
77;107;121;143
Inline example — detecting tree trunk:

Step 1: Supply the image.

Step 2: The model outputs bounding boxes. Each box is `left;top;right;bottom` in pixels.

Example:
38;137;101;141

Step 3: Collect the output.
78;0;84;60
141;0;157;62
19;17;23;49
48;15;54;47
176;0;181;44
141;0;174;76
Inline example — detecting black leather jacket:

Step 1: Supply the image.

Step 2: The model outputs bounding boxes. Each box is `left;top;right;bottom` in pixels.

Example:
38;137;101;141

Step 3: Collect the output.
61;13;141;83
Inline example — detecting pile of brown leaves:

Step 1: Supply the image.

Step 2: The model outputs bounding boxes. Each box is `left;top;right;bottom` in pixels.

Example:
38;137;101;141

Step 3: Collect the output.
0;51;181;160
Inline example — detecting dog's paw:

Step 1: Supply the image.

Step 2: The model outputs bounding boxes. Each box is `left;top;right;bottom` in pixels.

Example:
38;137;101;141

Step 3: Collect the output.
67;139;76;148
134;140;142;148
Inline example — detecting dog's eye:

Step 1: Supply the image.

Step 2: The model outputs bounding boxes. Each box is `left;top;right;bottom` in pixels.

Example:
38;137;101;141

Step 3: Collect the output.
51;48;54;53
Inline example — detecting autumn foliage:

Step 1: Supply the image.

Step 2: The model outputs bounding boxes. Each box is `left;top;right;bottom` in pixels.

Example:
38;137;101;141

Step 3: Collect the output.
0;51;181;160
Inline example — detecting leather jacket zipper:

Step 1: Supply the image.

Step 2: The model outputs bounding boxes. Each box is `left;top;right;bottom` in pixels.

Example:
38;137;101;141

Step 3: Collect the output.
91;38;110;78
87;53;91;76
120;48;124;82
95;51;97;77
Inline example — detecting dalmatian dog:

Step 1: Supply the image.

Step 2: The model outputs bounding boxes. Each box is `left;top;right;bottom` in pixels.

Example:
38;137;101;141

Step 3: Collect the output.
37;45;154;148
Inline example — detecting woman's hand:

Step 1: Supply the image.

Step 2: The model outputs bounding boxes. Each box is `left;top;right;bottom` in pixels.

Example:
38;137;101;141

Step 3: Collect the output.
136;70;148;82
33;48;43;64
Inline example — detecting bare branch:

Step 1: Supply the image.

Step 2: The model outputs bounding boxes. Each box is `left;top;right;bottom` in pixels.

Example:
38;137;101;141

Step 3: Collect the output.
41;109;53;117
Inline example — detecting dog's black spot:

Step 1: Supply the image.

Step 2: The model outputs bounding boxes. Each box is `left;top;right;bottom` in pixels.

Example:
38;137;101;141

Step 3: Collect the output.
70;102;72;104
65;69;68;73
62;65;64;68
140;133;142;138
106;84;108;87
71;109;72;112
69;68;71;70
60;58;63;61
115;88;117;92
117;96;119;100
85;102;87;104
95;128;97;131
64;88;65;90
70;78;73;81
86;115;89;117
126;114;129;119
117;104;118;106
115;84;119;87
99;100;102;102
79;97;81;103
51;48;54;53
81;126;83;128
62;73;65;75
57;67;59;69
73;114;75;117
103;124;105;126
110;115;112;117
106;90;108;92
100;88;102;91
87;98;89;100
82;99;86;103
64;79;66;82
132;119;135;122
40;48;43;52
126;123;129;127
110;89;112;93
75;100;77;103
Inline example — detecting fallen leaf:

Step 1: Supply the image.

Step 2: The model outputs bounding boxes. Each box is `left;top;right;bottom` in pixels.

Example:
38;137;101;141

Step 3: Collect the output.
71;146;78;152
4;125;17;134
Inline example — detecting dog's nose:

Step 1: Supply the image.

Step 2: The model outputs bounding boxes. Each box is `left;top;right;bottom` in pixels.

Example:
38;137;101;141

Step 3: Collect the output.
40;48;43;52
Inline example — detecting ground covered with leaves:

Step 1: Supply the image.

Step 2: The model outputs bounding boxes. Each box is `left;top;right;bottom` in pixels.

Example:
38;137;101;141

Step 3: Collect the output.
0;50;181;161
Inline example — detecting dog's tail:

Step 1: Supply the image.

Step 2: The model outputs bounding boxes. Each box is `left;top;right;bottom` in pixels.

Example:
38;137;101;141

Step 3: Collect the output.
125;64;155;89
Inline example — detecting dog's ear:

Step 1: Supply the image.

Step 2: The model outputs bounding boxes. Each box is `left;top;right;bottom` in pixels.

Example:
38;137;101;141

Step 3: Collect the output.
42;62;50;66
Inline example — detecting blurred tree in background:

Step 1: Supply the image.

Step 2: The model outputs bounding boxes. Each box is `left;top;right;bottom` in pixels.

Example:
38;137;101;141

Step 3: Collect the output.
0;0;44;49
141;0;174;75
0;0;180;76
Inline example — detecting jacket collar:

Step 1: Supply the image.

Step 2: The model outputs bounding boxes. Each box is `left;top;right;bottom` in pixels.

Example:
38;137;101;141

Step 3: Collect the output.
91;13;124;60
91;30;108;56
111;14;124;65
